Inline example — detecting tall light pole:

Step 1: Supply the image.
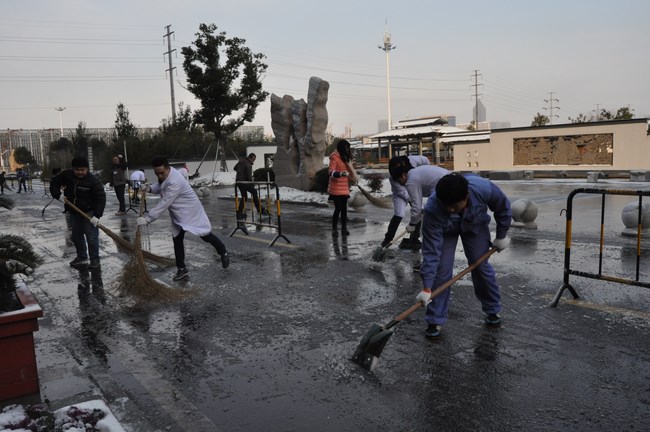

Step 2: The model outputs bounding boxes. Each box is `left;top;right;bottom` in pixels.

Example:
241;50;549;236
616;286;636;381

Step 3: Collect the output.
54;107;66;137
378;22;396;131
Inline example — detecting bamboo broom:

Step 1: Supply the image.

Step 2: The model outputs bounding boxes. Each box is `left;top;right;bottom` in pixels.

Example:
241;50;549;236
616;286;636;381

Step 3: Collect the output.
115;191;191;303
345;162;391;209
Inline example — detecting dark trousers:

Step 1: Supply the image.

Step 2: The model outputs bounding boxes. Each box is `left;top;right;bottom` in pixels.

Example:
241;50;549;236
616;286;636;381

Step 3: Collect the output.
331;195;348;230
114;184;126;212
237;184;261;213
70;212;100;260
172;229;227;270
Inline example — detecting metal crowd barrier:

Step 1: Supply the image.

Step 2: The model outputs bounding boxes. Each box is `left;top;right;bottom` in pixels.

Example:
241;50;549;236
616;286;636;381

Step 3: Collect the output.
551;188;650;307
229;180;291;247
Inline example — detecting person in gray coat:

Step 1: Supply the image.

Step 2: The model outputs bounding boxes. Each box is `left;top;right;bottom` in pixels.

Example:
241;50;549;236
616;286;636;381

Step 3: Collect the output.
110;155;128;215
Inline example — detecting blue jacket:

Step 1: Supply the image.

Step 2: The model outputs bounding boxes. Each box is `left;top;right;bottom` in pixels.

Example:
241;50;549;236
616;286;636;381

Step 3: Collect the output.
420;175;511;288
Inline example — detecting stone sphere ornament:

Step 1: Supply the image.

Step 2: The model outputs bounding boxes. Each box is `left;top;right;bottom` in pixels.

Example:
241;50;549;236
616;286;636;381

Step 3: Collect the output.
510;198;538;229
621;201;650;237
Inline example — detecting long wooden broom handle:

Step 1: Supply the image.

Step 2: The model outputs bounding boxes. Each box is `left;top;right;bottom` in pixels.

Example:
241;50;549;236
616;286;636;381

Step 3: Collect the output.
391;247;498;324
387;229;409;248
63;198;93;222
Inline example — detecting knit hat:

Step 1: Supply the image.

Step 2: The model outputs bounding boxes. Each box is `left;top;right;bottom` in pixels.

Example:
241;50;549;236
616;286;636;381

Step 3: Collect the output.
71;156;90;168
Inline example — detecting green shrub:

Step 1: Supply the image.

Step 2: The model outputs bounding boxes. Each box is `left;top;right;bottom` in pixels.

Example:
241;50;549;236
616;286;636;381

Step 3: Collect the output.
311;167;330;193
363;172;384;193
253;167;275;183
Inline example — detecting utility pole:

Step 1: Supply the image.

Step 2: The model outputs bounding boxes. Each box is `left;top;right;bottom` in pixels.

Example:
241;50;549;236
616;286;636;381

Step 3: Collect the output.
543;92;560;124
54;107;66;137
163;25;177;123
378;21;396;130
595;103;600;121
470;70;483;129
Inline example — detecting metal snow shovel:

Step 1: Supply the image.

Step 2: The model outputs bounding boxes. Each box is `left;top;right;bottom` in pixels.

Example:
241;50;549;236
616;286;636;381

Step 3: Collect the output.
371;229;409;262
352;247;498;371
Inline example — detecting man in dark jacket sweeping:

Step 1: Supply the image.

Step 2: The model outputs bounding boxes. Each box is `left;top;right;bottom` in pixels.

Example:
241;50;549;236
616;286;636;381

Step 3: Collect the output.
234;153;265;218
50;156;106;268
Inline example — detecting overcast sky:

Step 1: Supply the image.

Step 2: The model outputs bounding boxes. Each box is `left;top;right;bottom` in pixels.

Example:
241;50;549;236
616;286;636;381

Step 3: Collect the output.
2;0;649;137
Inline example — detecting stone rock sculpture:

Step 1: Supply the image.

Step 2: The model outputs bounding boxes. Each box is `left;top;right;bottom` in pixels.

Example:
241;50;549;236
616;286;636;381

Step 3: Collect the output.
271;77;330;190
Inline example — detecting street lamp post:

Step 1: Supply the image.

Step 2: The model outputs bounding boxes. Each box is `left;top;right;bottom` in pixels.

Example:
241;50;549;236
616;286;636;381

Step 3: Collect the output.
54;107;66;137
378;24;396;131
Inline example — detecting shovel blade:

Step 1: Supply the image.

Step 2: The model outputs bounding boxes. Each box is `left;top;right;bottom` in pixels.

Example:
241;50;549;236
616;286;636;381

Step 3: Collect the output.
351;324;395;371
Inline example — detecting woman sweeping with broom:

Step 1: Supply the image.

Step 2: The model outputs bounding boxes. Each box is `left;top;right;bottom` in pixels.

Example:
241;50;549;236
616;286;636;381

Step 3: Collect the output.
328;139;358;237
137;156;230;281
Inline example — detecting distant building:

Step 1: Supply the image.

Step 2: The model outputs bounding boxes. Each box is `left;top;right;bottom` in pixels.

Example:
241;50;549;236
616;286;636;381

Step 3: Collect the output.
450;118;650;173
378;119;389;133
490;121;512;129
233;125;264;140
0;127;158;170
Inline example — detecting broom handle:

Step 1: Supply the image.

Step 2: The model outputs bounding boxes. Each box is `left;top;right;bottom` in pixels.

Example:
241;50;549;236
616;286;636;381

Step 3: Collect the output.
386;247;498;329
63;198;93;222
63;198;111;234
386;229;408;248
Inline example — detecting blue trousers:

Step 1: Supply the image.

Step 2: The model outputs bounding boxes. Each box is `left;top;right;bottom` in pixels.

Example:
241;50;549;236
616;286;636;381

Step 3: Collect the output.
70;212;100;260
425;223;501;325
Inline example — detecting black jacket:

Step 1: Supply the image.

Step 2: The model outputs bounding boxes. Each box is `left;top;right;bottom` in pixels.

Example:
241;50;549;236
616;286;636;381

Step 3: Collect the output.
50;169;106;217
234;158;253;182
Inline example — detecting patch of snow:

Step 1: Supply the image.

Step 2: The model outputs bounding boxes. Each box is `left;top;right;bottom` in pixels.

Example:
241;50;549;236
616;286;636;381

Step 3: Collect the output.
0;400;125;432
188;170;392;204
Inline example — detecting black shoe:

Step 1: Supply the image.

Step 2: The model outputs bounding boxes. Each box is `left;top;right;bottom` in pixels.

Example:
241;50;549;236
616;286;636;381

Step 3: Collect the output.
88;258;100;268
220;252;230;269
425;324;442;339
485;313;502;327
398;238;412;249
173;268;189;281
69;257;89;267
409;239;422;250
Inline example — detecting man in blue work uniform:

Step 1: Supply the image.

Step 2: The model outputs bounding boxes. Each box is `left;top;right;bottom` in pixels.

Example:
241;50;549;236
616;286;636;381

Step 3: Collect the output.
415;172;512;339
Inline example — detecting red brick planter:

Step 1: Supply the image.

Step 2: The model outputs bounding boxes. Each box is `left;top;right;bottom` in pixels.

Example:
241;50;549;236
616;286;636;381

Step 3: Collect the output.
0;282;43;402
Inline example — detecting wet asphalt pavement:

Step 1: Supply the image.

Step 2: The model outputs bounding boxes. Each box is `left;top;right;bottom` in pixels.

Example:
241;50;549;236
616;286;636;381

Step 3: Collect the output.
2;179;650;431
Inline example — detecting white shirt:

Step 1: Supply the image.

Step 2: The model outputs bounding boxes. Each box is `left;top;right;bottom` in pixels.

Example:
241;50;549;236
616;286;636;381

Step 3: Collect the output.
129;170;145;188
144;167;212;237
405;165;450;225
389;156;430;217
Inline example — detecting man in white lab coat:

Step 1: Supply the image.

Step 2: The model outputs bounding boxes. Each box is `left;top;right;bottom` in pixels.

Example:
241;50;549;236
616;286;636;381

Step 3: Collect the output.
137;156;229;281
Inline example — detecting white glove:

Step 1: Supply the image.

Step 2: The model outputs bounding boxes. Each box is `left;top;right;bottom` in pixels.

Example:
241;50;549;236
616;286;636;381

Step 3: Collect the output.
340;171;349;177
405;224;416;233
493;237;510;252
136;217;148;226
415;289;432;307
89;216;99;227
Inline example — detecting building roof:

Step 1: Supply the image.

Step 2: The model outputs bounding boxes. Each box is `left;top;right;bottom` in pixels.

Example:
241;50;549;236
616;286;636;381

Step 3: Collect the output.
371;125;467;140
439;131;491;144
